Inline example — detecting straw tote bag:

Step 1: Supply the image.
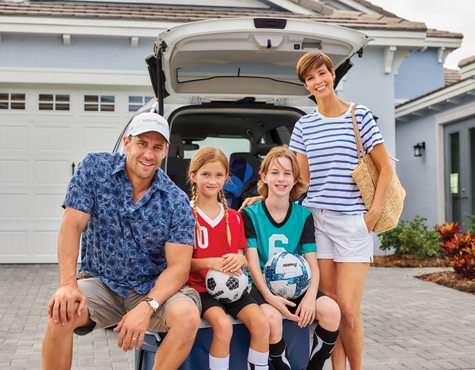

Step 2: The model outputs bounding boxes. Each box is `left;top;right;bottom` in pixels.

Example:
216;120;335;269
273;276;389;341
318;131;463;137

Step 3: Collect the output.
350;104;406;233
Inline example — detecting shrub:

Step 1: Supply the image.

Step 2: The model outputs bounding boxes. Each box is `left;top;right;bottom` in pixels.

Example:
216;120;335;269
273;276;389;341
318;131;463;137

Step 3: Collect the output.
378;216;442;259
465;213;475;235
435;223;475;278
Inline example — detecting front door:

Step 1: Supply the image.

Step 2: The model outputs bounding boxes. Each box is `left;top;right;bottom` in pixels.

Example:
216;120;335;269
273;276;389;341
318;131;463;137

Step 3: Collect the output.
444;118;475;231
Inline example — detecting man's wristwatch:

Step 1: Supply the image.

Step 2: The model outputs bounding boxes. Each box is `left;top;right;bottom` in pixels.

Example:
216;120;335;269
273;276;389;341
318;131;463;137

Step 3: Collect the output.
143;297;159;313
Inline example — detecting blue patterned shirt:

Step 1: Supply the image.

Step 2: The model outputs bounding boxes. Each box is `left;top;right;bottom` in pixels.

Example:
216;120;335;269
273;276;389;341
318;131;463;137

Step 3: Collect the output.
63;152;195;298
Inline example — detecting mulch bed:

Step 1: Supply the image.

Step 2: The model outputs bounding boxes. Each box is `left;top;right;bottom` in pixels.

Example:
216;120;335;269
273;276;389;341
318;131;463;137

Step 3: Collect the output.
371;255;475;295
371;255;446;268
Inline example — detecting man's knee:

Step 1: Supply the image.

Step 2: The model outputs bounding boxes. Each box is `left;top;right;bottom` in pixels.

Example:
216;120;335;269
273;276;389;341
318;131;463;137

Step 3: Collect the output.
166;300;201;333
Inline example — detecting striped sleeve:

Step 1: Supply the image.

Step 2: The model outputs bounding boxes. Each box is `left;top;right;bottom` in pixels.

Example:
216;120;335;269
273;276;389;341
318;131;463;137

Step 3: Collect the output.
357;106;384;154
289;119;307;155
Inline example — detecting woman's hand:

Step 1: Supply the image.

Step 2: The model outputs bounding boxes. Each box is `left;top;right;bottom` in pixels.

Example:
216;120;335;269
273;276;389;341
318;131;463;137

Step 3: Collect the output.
221;253;246;276
295;294;316;328
238;196;264;212
363;211;379;233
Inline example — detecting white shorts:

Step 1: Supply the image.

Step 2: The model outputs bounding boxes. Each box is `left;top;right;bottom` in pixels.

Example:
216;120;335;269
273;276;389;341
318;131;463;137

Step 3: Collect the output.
309;208;373;263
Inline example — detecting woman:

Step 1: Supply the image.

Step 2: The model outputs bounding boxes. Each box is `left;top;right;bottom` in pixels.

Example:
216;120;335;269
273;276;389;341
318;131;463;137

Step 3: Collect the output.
289;51;393;369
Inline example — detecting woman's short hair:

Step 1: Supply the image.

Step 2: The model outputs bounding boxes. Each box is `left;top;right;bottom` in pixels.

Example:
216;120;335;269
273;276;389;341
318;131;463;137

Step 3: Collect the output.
257;145;308;200
296;51;334;84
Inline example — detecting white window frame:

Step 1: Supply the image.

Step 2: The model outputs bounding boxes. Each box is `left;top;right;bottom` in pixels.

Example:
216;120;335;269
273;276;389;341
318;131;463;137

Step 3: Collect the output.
38;93;71;111
0;92;26;111
128;95;154;112
83;94;116;113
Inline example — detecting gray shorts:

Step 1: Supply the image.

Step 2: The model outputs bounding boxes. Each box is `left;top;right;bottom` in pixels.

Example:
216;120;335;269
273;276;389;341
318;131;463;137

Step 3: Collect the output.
74;275;201;336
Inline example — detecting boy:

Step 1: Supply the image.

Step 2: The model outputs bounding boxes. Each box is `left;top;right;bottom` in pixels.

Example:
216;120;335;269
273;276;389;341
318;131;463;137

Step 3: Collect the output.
241;145;340;370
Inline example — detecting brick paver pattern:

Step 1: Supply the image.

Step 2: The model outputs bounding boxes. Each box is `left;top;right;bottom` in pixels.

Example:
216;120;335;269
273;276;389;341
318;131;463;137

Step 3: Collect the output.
0;265;474;369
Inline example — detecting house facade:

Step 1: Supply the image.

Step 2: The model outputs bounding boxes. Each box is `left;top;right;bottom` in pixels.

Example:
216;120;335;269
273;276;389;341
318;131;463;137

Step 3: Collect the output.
396;56;475;231
0;0;463;262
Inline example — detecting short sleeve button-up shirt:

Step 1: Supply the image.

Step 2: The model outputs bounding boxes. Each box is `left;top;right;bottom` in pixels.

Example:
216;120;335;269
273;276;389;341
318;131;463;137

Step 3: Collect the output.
63;152;195;298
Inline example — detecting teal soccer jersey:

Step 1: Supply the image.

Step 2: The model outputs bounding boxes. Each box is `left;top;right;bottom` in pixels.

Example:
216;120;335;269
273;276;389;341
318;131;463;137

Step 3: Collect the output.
241;200;316;283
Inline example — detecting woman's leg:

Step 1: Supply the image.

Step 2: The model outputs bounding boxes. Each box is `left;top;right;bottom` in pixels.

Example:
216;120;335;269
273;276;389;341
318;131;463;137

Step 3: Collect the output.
335;262;369;370
317;259;347;370
203;307;233;359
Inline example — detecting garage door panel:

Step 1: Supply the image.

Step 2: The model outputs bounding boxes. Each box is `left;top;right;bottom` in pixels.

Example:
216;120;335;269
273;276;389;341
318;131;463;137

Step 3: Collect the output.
84;127;119;152
35;160;71;184
0;160;28;184
0;125;28;150
35;194;66;218
0;231;27;256
34;231;59;256
35;126;70;151
0;194;27;219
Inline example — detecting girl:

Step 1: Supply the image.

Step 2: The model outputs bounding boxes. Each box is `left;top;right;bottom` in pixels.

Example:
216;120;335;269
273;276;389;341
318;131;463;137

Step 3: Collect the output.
186;147;270;370
242;145;341;370
290;51;393;369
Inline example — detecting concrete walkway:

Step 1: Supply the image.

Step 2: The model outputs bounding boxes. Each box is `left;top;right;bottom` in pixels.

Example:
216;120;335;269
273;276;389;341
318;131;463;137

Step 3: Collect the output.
1;264;474;370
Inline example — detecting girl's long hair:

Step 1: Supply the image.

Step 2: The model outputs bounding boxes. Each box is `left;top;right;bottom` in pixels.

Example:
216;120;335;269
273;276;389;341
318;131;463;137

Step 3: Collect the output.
189;147;232;246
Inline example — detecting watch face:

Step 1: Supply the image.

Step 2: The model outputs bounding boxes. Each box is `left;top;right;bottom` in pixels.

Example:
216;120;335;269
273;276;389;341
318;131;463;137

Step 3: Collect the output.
151;300;159;310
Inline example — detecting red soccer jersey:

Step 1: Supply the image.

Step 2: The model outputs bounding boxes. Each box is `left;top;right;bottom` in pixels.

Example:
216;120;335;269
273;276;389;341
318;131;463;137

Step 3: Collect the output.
187;205;248;293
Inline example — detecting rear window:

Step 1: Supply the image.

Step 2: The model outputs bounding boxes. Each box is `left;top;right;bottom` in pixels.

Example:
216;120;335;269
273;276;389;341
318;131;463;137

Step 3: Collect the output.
183;137;250;161
177;62;300;85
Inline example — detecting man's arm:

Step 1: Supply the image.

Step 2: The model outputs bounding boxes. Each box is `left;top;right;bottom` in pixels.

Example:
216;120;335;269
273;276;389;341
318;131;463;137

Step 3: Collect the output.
47;207;90;325
114;242;193;352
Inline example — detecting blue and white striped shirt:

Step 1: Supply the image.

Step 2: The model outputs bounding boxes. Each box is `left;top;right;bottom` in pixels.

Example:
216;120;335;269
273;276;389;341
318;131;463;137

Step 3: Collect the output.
289;103;384;214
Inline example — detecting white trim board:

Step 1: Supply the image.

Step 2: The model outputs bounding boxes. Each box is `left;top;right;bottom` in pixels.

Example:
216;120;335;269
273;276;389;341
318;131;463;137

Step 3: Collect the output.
395;78;475;118
0;67;150;87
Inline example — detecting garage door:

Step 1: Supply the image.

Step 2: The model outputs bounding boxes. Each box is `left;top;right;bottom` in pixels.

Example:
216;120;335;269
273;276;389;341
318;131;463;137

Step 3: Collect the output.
0;87;151;263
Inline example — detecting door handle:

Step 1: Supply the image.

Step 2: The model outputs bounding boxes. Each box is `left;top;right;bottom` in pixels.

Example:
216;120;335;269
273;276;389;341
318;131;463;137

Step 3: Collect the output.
461;196;469;199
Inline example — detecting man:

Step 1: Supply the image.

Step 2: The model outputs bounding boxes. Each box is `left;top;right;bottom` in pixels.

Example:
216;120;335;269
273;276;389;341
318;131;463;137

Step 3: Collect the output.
42;112;201;370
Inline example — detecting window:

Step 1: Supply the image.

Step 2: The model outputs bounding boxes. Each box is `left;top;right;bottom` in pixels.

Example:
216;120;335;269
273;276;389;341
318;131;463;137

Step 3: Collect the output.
39;94;70;111
0;93;26;110
128;96;154;112
84;95;115;112
183;137;250;160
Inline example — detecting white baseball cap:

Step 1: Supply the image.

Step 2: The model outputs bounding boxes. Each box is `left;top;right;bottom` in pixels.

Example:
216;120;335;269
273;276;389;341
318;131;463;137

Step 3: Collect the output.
126;112;170;143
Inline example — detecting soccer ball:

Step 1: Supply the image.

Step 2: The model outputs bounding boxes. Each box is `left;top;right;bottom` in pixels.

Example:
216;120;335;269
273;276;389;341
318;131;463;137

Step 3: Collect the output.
206;268;248;304
264;252;311;300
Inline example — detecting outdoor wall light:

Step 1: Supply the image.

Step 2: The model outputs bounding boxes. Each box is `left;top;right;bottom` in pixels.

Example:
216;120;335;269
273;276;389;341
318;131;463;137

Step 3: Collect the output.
413;142;425;157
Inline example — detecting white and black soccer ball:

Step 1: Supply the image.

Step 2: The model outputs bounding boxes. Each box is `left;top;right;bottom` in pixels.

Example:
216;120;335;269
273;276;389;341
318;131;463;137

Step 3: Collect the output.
206;268;248;304
264;252;311;300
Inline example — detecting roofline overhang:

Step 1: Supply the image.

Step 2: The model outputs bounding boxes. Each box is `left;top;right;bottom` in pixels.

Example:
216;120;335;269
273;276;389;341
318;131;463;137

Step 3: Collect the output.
0;16;180;37
0;15;462;51
424;36;463;50
395;78;475;120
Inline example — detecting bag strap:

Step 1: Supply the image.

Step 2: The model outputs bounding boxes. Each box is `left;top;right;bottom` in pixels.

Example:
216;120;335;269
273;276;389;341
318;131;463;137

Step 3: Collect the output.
351;104;365;164
351;104;377;188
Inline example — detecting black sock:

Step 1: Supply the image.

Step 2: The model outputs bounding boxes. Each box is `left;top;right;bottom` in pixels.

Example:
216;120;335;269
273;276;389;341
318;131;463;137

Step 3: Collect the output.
307;325;339;370
269;337;291;370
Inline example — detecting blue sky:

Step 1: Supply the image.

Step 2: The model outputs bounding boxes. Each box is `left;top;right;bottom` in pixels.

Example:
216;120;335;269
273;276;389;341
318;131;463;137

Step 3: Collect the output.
369;0;474;69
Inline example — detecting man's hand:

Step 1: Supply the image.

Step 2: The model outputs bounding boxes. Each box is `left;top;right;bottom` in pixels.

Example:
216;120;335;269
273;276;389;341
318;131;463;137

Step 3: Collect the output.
221;253;246;276
114;302;153;352
266;294;299;322
295;294;316;328
47;284;87;325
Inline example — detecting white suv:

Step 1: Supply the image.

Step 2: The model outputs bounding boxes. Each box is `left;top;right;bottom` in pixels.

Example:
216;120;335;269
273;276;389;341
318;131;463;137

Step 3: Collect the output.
114;17;372;202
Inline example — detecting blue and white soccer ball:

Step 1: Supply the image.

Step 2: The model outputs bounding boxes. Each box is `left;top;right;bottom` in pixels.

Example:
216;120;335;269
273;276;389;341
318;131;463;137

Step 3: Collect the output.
264;252;311;300
206;268;248;304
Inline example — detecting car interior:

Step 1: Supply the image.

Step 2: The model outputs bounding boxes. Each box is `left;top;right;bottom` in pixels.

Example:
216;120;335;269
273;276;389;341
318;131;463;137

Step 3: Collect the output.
165;106;305;202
